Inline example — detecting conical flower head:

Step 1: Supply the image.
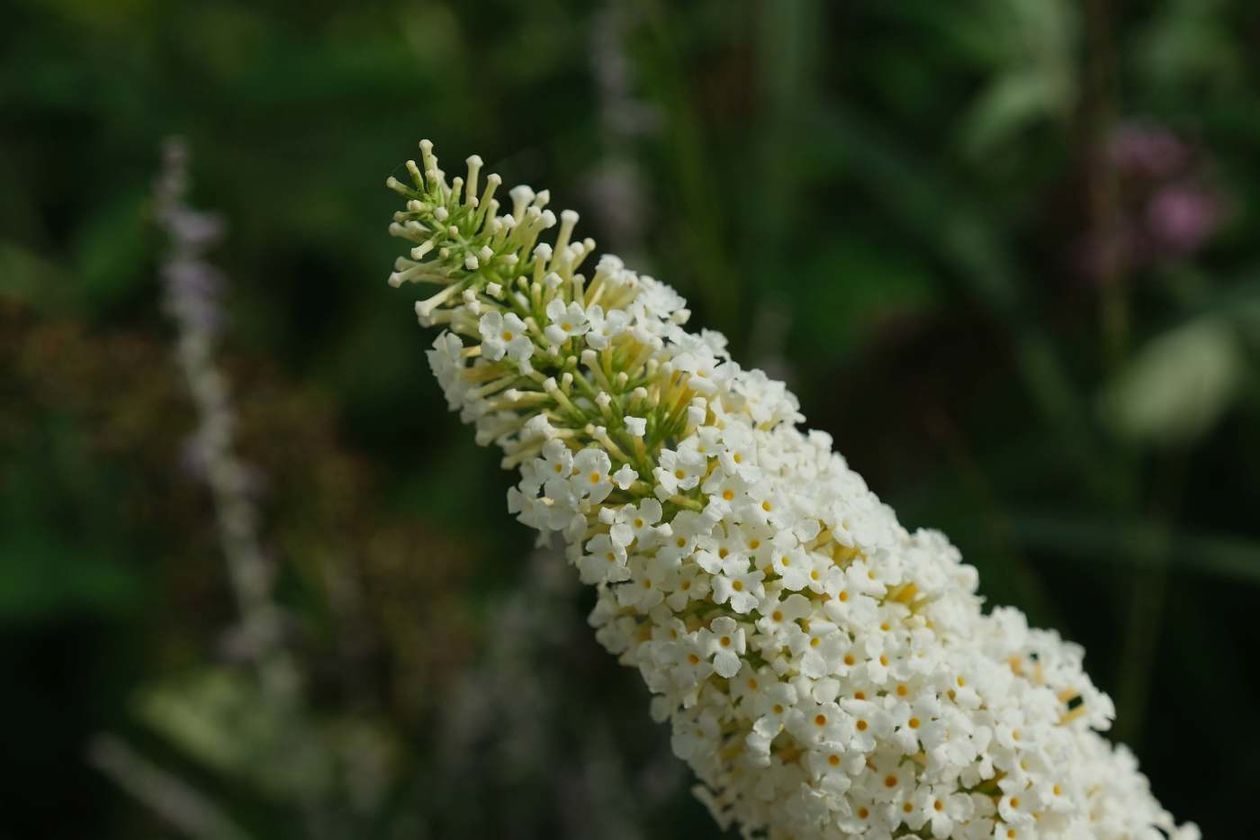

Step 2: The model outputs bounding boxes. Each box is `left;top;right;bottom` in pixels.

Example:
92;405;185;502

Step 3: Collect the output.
384;142;1196;840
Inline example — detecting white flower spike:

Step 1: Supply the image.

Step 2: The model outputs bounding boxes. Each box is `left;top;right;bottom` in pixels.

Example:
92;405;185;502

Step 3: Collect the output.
385;141;1197;840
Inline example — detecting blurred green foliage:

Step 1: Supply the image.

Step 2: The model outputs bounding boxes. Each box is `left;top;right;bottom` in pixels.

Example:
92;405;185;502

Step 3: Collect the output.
3;0;1260;837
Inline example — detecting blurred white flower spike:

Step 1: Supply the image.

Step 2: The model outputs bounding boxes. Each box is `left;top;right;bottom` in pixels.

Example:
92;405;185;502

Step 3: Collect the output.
385;142;1197;840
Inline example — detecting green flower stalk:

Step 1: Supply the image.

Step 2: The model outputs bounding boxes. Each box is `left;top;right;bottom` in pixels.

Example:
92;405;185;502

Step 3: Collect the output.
384;141;1195;840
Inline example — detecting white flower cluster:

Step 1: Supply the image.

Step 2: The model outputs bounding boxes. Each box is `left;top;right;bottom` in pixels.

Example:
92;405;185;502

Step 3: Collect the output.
385;142;1196;840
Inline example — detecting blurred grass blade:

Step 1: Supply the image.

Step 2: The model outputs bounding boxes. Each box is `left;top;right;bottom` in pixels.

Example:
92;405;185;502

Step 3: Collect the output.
89;734;251;840
961;70;1065;157
1012;512;1260;585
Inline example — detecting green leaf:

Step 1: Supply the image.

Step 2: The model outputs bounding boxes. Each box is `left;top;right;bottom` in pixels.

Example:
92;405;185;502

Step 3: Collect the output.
138;668;335;801
1100;316;1244;446
73;188;152;312
960;71;1066;158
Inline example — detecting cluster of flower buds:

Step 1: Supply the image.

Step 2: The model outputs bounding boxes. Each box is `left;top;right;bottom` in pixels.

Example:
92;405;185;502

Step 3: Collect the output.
385;141;1195;840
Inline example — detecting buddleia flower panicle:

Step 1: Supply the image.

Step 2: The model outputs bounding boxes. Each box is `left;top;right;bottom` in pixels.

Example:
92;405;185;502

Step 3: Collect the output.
384;141;1197;840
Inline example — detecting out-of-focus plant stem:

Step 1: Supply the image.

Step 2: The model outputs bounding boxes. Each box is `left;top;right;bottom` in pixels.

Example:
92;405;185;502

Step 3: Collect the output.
1113;452;1186;745
925;409;1061;630
638;0;740;340
1081;0;1177;746
1084;0;1129;371
754;0;816;290
588;0;651;259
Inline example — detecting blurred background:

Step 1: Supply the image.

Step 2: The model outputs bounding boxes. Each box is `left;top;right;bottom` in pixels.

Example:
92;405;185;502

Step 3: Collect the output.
3;0;1259;836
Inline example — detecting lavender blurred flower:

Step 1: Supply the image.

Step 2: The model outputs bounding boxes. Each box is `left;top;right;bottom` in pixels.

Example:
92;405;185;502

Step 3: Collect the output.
1146;181;1224;256
1108;123;1190;179
1080;121;1226;278
153;137;290;683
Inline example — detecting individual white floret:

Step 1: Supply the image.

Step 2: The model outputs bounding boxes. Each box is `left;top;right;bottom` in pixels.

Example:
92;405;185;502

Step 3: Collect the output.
544;298;590;346
478;310;534;362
